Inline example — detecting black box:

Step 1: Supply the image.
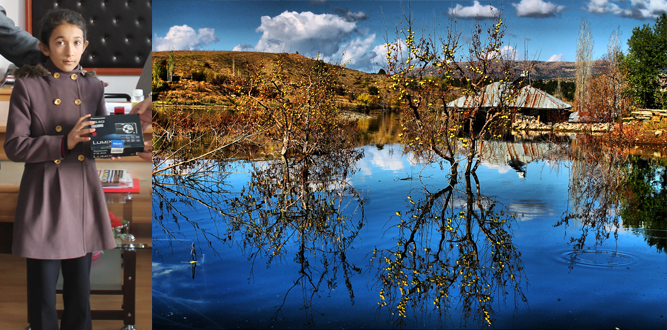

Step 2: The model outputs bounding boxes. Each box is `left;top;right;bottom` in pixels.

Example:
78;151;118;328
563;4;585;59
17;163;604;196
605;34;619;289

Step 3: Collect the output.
90;114;145;159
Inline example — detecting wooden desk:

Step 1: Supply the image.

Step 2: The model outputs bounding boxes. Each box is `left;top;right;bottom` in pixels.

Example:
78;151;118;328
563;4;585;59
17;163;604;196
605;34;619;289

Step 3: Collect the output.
0;85;10;102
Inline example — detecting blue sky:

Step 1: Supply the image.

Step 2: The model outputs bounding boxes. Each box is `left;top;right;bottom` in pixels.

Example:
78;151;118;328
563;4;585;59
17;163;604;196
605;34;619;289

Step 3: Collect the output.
153;0;667;72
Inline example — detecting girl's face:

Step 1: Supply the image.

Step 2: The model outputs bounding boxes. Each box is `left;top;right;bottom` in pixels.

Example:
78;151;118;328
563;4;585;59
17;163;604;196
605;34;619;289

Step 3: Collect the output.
39;23;88;72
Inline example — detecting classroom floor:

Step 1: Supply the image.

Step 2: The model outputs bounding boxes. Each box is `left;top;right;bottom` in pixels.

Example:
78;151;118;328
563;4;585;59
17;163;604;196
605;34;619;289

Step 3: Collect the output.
0;249;152;330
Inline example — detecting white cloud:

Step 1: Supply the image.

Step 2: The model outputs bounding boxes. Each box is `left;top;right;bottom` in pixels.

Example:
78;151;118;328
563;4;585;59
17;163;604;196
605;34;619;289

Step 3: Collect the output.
254;11;356;56
241;11;382;71
233;43;255;52
334;8;369;22
448;1;499;19
585;0;615;14
488;45;519;61
513;0;566;17
154;25;219;51
372;38;410;69
584;0;667;19
547;53;563;61
332;34;378;69
502;46;520;60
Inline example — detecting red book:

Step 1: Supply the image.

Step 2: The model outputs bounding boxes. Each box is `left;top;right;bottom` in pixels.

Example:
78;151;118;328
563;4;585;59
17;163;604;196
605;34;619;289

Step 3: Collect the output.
103;179;140;193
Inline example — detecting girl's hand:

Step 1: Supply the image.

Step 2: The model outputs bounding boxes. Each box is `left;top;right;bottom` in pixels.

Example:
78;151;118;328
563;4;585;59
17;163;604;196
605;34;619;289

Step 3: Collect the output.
68;114;95;150
130;96;152;132
137;141;153;161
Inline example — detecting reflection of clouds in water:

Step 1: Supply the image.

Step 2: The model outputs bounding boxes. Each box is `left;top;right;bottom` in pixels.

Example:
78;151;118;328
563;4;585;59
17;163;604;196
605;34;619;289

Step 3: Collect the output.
153;261;203;280
406;153;430;166
482;163;511;174
309;178;354;193
358;160;373;176
366;147;405;171
152;262;177;277
357;146;405;177
153;289;206;305
508;200;556;221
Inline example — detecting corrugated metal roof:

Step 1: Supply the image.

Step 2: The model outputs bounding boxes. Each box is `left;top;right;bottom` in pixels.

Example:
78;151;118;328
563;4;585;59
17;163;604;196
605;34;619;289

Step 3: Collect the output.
447;82;572;110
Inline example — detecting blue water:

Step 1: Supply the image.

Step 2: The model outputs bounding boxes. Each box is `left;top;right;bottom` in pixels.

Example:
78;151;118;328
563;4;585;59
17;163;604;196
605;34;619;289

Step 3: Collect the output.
153;144;667;329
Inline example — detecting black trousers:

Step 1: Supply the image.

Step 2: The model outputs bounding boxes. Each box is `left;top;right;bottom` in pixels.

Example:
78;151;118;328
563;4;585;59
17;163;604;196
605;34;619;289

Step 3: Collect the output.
26;253;92;330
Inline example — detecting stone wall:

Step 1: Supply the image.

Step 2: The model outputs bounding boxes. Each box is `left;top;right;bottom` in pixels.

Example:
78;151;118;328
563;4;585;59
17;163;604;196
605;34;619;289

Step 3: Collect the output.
512;114;612;132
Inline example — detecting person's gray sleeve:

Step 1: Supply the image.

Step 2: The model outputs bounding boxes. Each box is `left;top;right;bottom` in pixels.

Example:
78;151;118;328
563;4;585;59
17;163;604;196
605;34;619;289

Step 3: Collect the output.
0;5;41;67
135;53;152;98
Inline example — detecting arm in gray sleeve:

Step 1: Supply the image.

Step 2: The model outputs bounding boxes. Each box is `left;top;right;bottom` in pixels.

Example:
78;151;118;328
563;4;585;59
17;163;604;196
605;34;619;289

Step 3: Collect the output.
0;5;41;67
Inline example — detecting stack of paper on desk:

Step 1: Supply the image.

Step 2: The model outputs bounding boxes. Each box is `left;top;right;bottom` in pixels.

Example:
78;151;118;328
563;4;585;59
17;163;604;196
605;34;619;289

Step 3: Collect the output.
98;169;133;189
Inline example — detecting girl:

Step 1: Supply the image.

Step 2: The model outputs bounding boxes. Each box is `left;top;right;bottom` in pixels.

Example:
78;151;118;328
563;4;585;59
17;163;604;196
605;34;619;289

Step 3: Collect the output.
3;9;116;330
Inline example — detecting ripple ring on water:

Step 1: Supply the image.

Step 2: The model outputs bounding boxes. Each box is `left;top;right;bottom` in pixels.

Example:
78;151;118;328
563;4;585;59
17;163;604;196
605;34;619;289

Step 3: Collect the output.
560;250;636;268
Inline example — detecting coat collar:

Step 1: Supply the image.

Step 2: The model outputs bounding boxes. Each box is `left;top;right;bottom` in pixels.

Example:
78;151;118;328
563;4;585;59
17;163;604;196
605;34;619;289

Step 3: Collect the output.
43;59;84;75
15;59;96;79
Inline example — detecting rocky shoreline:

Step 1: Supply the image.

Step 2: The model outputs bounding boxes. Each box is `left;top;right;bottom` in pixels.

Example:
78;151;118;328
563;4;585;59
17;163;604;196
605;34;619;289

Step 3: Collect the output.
512;114;613;132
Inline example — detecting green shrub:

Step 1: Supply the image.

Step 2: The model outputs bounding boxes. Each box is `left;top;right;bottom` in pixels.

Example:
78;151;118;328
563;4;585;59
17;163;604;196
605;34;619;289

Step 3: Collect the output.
153;59;167;82
207;72;228;85
190;68;207;82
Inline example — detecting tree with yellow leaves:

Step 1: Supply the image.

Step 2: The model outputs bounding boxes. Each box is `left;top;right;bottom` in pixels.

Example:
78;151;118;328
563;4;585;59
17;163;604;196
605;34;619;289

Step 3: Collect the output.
385;5;520;174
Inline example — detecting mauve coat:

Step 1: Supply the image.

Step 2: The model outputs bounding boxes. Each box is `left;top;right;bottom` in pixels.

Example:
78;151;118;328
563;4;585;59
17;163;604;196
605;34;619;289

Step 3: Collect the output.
3;59;117;259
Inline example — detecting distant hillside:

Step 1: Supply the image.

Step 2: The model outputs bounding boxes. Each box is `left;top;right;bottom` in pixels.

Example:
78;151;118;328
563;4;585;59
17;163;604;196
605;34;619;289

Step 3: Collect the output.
152;51;395;108
152;51;582;107
526;61;577;80
419;61;583;81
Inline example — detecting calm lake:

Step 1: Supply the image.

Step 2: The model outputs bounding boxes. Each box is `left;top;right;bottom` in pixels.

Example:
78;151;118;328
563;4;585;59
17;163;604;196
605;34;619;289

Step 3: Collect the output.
152;112;666;329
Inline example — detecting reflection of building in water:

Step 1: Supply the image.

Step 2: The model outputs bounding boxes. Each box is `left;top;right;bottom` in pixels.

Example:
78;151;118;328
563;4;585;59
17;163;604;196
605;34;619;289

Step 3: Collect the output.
478;140;566;178
507;158;527;178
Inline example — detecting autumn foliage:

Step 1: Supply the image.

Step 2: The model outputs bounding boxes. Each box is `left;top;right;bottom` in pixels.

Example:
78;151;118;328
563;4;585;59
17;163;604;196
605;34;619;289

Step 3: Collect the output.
232;58;356;158
384;9;519;173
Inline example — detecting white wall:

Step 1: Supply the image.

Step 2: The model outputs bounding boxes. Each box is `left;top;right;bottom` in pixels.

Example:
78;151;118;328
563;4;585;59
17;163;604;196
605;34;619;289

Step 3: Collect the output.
98;75;141;96
1;0;140;96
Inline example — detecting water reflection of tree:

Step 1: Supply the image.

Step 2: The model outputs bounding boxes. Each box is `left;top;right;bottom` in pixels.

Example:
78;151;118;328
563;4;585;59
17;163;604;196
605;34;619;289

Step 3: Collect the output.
223;148;366;326
152;103;257;263
556;139;626;249
370;164;527;328
557;137;667;253
152;152;240;264
618;156;667;252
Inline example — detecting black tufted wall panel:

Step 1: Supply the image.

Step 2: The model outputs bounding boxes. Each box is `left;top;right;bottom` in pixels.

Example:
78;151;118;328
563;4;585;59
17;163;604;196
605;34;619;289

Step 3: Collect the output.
27;0;151;72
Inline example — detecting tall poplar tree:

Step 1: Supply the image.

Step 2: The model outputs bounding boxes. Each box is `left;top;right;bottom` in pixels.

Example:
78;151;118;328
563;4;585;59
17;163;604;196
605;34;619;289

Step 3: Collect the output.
575;18;594;112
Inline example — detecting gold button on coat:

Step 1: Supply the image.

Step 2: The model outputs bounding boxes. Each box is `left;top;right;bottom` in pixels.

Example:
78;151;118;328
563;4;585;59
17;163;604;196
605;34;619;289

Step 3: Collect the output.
74;99;81;105
54;99;61;105
55;125;62;132
54;159;61;164
77;155;85;161
53;72;60;79
70;74;77;80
